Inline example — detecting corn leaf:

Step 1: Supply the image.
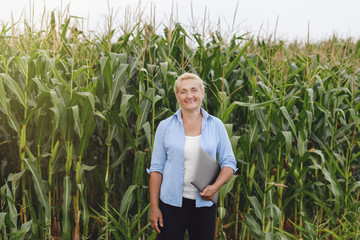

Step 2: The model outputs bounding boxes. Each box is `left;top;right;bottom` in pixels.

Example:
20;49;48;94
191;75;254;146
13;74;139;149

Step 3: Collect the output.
62;176;72;240
100;57;113;91
119;185;138;216
23;159;50;220
2;74;25;107
248;196;263;220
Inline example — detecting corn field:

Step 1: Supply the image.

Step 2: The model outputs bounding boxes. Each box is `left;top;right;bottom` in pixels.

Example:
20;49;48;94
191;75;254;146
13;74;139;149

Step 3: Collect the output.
0;8;360;240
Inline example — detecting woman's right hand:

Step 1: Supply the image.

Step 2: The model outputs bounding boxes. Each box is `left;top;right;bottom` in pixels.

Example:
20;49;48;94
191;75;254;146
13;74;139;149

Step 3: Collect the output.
150;206;163;233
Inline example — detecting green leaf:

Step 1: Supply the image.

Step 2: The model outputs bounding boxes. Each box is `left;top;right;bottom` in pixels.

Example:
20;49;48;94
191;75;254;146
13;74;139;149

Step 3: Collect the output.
220;175;236;198
65;107;75;142
306;110;313;131
4;184;17;229
119;185;138;216
7;170;26;183
266;203;282;227
222;99;279;122
0;75;7;112
334;122;355;139
306;88;314;112
77;116;96;157
280;106;297;138
248;196;263;220
101;205;128;239
224;123;233;138
110;63;129;107
35;92;51;110
137;88;153;130
32;76;50;92
19;219;33;233
23;159;51;220
244;54;269;86
308;149;325;164
230;135;240;155
120;94;136;125
38;50;70;92
281;131;292;156
77;92;95;116
321;227;342;239
72;65;94;80
49;139;60;172
60;17;71;40
160;62;168;81
217;207;226;220
111;151;127;169
132;151;146;185
78;164;96;181
78;183;90;237
95;110;106;121
133;223;151;240
225;39;252;79
2;74;25;107
0;212;6;227
143;121;152;149
129;204;150;232
62;176;72;240
348;181;360;193
12;56;27;77
322;167;342;200
100;57;113;91
71;105;80;137
244;213;262;238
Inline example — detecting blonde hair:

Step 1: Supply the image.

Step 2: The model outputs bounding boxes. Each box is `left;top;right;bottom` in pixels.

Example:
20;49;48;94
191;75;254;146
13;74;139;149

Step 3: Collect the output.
174;73;205;94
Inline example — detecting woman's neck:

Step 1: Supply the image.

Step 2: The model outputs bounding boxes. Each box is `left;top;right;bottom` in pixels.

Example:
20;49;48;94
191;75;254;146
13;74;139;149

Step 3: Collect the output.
181;108;202;122
181;108;203;136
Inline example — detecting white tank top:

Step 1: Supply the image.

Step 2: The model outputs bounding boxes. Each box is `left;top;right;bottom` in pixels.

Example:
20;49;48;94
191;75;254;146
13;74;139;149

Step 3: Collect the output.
183;135;201;200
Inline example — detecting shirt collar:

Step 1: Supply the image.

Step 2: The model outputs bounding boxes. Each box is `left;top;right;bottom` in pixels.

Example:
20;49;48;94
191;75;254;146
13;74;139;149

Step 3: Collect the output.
174;107;211;125
200;108;210;120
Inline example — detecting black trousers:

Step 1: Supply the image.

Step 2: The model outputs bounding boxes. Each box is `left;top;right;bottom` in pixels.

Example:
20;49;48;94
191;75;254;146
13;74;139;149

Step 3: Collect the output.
158;198;216;240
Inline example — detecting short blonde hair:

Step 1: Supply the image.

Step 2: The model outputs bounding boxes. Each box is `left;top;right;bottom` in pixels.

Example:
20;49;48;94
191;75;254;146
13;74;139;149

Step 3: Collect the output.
174;73;205;94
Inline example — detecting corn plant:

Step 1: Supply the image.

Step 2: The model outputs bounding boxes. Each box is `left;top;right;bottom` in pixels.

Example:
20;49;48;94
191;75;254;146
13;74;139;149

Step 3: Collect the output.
0;6;360;240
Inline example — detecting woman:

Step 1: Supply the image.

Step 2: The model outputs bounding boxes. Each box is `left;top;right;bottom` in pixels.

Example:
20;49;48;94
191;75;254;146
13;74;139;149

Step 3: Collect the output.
149;73;237;240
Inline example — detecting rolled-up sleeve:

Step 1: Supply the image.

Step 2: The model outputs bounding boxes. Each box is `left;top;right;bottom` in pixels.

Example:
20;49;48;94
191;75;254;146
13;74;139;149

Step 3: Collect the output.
149;121;167;174
216;120;238;172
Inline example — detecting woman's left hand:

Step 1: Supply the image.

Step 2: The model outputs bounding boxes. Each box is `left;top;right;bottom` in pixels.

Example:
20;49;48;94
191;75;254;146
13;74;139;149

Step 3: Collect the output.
200;185;218;201
200;167;234;201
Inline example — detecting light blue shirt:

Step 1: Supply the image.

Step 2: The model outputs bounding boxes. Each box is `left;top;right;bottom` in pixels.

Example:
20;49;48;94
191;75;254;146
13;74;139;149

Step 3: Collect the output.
149;108;237;207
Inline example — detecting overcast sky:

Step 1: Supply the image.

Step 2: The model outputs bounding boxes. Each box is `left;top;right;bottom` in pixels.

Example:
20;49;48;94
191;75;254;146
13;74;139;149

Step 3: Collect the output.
1;0;359;42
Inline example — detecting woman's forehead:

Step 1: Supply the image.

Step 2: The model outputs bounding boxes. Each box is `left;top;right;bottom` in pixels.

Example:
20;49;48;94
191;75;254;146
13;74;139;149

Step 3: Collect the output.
178;79;202;89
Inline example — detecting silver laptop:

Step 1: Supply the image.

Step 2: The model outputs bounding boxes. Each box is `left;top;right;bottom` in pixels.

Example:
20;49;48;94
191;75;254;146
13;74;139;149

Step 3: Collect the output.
191;147;221;204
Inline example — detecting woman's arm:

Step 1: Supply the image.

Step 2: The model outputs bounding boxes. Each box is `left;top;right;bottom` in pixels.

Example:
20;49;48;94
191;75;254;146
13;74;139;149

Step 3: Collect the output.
200;119;237;201
200;166;234;201
149;171;163;233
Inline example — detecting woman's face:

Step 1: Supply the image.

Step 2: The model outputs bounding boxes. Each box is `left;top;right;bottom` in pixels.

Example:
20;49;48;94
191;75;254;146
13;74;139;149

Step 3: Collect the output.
176;79;204;112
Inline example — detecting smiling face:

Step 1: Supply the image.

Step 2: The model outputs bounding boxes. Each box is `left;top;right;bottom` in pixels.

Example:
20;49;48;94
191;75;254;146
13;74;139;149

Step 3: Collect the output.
175;78;205;112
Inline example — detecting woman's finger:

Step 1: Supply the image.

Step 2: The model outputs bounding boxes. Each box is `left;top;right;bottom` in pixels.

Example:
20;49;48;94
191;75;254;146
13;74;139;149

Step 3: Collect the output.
159;212;164;228
150;208;163;233
154;221;161;233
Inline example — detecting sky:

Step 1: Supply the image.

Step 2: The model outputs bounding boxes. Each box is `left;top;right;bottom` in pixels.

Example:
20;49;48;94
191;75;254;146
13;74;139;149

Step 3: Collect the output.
1;0;359;42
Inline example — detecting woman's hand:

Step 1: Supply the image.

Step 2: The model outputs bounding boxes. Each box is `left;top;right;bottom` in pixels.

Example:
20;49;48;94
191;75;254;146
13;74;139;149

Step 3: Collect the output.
150;206;163;233
200;184;218;201
149;171;163;233
200;167;235;201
